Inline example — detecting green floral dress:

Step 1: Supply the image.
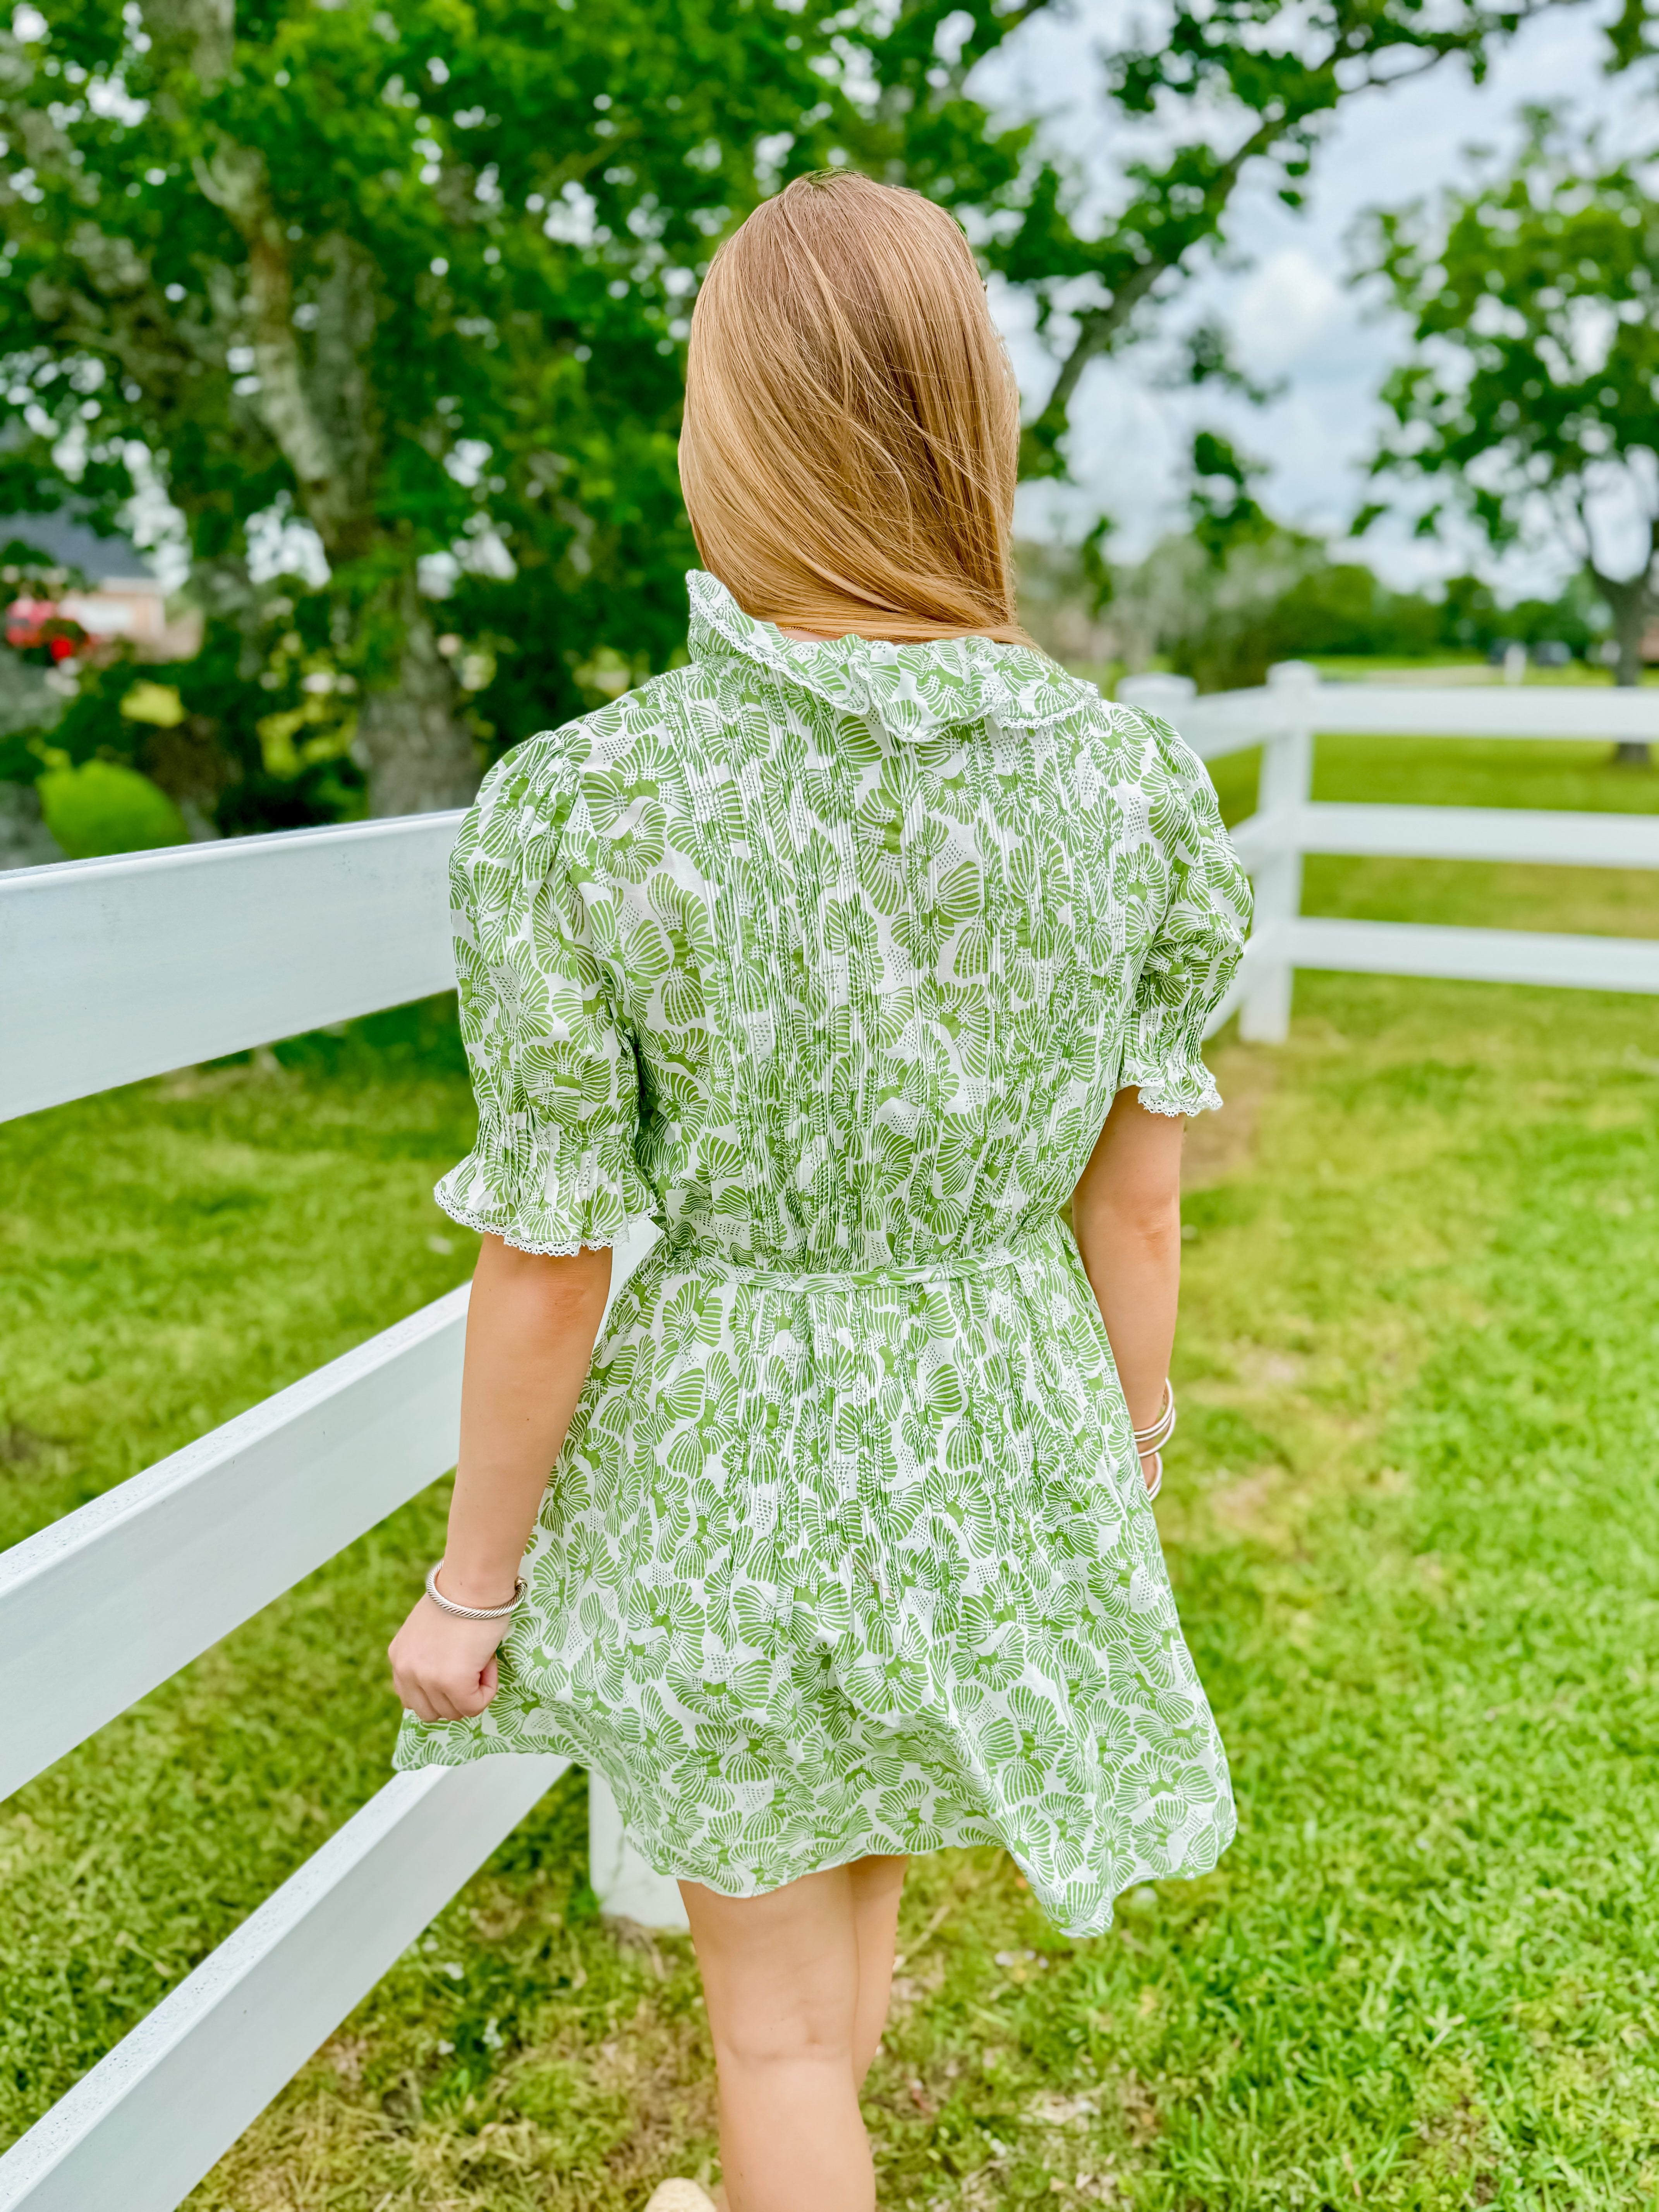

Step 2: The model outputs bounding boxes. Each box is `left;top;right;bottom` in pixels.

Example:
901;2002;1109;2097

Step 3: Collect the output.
394;571;1251;1936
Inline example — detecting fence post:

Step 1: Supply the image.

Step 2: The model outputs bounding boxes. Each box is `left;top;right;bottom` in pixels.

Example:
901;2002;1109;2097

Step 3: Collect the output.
589;1773;690;1930
1116;671;1198;725
1238;660;1317;1045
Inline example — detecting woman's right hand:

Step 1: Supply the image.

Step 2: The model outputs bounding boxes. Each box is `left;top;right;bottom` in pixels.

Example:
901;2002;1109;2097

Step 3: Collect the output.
390;1237;611;1725
388;1594;507;1722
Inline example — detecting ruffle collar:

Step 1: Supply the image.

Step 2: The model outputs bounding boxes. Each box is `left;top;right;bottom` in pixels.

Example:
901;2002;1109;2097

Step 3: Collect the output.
686;569;1096;742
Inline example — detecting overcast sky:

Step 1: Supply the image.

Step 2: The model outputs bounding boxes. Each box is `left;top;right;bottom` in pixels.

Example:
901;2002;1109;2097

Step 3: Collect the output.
982;0;1650;597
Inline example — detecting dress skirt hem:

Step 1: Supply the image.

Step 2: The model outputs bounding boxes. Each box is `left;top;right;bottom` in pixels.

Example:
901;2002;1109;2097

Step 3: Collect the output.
393;1705;1237;1941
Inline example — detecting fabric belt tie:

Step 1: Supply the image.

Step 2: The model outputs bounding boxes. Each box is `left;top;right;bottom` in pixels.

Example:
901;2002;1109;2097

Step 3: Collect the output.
655;1221;1061;1293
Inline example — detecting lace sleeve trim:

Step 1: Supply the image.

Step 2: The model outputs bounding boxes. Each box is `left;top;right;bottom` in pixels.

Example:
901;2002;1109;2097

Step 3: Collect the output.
1122;1063;1224;1119
433;1187;625;1259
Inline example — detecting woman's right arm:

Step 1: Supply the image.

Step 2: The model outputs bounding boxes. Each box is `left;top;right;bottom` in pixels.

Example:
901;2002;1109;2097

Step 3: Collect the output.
1070;1087;1185;1489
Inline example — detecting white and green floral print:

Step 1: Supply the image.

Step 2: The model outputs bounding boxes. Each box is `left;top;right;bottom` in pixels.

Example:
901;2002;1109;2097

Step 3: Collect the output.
394;570;1251;1936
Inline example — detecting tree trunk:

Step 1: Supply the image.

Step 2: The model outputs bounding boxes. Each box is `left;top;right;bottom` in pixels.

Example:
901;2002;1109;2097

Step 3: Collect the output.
1588;563;1652;769
356;585;481;817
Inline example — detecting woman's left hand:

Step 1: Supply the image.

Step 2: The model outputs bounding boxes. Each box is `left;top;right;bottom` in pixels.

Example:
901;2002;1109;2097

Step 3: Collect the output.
388;1596;507;1723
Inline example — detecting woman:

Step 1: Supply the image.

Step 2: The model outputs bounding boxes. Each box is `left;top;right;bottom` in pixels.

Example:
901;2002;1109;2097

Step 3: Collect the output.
388;170;1250;2212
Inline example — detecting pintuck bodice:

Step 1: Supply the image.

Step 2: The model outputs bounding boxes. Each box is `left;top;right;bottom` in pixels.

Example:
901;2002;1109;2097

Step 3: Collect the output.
431;568;1247;1278
396;571;1252;1935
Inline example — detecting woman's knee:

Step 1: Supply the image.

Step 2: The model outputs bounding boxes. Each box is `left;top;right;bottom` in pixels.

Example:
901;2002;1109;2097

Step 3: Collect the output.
711;1987;859;2075
684;1866;869;2076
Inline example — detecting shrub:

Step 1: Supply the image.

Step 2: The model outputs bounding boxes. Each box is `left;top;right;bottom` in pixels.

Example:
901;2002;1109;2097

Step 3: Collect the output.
36;759;189;859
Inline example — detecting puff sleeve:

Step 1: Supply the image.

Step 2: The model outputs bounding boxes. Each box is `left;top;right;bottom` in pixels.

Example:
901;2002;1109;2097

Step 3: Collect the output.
434;737;653;1253
1117;711;1253;1117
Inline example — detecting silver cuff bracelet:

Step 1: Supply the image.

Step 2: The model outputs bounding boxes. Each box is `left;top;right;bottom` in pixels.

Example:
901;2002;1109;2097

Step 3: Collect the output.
424;1562;527;1621
1133;1379;1177;1456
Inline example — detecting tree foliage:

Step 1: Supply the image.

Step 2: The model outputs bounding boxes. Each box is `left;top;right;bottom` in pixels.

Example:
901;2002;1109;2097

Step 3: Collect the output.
1001;0;1617;471
1025;427;1606;691
1358;105;1659;693
1187;430;1279;565
3;0;962;812
0;0;1645;829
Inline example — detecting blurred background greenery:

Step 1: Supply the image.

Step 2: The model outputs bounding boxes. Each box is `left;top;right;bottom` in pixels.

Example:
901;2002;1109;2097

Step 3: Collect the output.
2;0;1656;863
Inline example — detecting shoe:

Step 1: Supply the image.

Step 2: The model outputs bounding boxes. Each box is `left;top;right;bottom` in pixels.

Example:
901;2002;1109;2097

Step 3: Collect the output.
642;2185;718;2212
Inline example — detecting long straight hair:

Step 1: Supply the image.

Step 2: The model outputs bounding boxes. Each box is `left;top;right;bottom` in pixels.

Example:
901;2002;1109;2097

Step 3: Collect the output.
680;171;1029;645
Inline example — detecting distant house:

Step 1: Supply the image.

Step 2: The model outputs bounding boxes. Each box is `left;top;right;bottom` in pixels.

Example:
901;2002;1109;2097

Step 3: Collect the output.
1;514;187;654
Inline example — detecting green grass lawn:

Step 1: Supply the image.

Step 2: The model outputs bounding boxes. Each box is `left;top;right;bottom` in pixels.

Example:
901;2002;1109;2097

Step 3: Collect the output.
2;738;1658;2208
1300;656;1659;685
1086;654;1659;691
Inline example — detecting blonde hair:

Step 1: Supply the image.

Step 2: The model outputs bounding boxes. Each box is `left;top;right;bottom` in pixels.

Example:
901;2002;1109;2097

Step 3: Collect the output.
680;170;1029;645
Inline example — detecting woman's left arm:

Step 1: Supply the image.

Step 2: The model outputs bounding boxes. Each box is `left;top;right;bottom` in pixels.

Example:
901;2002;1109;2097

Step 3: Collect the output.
388;1234;613;1723
1070;1089;1184;1491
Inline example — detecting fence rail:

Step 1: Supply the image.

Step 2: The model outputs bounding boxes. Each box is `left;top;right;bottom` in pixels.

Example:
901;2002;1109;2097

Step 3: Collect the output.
1;813;461;1121
0;1283;466;1805
1127;668;1659;749
0;826;679;2212
0;1756;568;2212
1229;800;1659;872
3;665;1656;2209
1120;664;1659;1039
1250;915;1659;996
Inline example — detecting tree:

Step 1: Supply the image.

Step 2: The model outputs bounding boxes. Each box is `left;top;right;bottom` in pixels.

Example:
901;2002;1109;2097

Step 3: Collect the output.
1;0;963;812
1357;106;1659;760
2;0;1644;821
1087;430;1576;686
992;0;1643;476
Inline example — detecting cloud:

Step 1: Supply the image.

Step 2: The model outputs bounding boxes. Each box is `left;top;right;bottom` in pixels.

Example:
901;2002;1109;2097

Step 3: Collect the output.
978;0;1649;592
1233;249;1343;379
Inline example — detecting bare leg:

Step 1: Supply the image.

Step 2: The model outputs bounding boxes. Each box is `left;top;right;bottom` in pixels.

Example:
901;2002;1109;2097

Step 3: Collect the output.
848;1853;907;2084
682;1855;907;2212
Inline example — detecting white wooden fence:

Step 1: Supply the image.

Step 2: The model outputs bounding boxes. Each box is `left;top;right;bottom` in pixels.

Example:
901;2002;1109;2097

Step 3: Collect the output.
1118;661;1659;1041
0;819;684;2212
1;667;1655;2207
